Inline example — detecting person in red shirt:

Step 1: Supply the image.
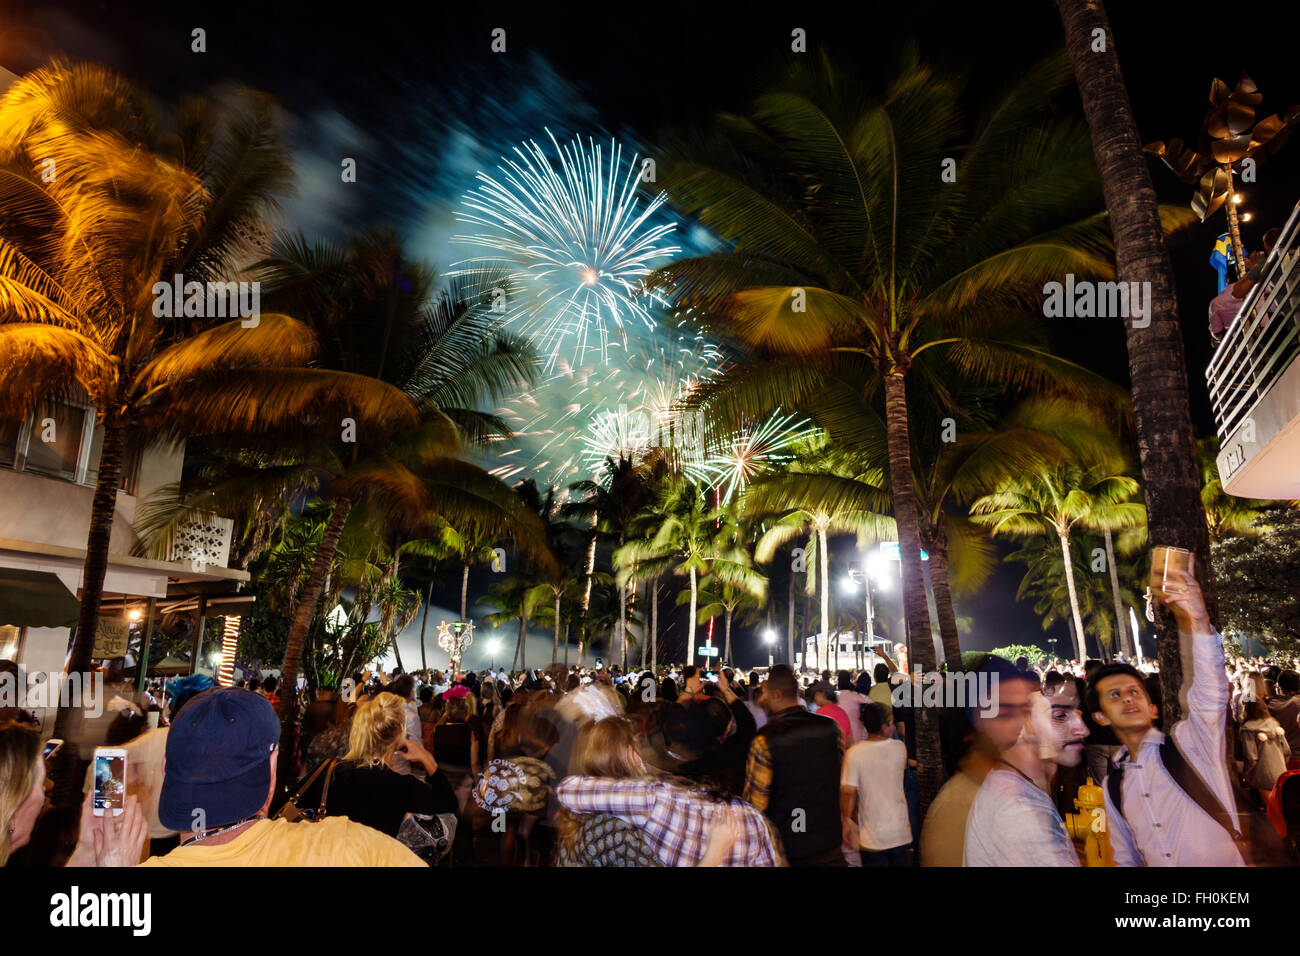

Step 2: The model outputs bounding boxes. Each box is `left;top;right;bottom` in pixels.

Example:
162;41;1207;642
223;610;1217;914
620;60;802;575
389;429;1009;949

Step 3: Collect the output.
813;682;852;743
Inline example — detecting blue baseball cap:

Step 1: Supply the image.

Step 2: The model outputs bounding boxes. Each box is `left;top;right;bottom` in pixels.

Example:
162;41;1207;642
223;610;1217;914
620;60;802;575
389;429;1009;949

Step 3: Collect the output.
159;687;280;832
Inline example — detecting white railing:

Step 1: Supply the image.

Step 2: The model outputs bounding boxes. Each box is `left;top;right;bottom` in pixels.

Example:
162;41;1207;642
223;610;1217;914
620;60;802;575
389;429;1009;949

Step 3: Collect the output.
168;514;234;569
1207;199;1300;442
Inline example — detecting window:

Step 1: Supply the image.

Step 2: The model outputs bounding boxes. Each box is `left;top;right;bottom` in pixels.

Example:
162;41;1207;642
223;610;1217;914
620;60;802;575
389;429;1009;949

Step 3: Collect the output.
23;405;89;480
0;420;19;468
0;405;139;493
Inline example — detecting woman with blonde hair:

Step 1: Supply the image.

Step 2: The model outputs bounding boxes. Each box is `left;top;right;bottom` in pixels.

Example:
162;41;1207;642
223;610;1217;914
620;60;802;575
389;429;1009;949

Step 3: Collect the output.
293;693;457;838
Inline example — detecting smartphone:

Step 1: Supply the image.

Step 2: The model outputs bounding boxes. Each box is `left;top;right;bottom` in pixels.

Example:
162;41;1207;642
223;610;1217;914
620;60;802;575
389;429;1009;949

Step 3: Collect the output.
595;658;603;669
92;747;127;817
42;738;64;760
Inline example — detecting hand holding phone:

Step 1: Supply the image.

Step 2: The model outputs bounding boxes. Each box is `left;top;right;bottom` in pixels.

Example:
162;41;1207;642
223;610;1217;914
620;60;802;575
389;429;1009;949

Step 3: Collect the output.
92;747;127;817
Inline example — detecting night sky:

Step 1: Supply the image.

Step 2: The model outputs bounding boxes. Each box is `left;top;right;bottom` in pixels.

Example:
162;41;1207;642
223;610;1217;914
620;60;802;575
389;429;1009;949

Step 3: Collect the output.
6;1;1296;666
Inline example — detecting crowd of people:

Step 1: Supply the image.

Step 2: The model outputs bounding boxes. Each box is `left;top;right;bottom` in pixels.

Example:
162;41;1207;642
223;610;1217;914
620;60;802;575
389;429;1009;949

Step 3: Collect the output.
2;564;1298;867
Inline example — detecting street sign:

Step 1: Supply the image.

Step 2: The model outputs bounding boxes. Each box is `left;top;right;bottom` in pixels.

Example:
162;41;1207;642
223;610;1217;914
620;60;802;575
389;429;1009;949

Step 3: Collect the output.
698;646;718;657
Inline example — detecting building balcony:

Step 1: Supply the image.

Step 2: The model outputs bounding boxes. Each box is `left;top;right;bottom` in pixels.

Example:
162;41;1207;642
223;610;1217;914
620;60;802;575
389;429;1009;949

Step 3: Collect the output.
1207;199;1300;499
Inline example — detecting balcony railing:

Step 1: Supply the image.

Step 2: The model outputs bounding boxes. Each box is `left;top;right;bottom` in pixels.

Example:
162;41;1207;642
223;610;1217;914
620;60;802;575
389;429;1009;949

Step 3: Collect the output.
1207;199;1300;447
168;514;234;569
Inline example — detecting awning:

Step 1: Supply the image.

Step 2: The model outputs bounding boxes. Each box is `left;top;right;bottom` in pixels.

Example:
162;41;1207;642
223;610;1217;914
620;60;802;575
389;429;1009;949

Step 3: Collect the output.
0;568;80;628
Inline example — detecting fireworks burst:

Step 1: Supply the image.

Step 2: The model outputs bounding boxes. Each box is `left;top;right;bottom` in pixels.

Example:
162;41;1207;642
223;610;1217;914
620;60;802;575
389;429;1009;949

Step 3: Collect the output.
451;130;681;372
490;326;724;489
686;411;820;504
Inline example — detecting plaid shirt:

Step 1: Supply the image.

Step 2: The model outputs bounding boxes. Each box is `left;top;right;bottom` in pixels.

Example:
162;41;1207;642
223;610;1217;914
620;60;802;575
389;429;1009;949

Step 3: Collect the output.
555;776;786;867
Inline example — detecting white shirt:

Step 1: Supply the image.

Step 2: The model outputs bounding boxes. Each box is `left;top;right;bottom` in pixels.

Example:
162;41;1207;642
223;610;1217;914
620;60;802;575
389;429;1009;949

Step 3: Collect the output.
1102;628;1245;867
841;738;911;851
963;768;1079;867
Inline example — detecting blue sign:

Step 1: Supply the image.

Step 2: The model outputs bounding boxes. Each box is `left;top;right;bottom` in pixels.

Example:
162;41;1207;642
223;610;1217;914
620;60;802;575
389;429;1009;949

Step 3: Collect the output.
698;646;718;657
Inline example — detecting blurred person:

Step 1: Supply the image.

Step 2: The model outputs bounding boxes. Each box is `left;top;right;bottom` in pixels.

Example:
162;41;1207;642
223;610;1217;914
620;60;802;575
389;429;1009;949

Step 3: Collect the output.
1239;674;1291;797
836;670;869;743
294;692;457;838
812;682;851;743
744;664;844;866
556;718;784;866
1267;670;1300;766
388;674;422;778
963;675;1088;866
841;702;912;866
140;688;423;866
868;663;895;723
920;724;999;867
262;676;280;712
3;720;149;867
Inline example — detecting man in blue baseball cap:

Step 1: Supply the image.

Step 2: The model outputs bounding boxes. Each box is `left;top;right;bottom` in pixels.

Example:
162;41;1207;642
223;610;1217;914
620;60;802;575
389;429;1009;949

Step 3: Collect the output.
139;687;423;866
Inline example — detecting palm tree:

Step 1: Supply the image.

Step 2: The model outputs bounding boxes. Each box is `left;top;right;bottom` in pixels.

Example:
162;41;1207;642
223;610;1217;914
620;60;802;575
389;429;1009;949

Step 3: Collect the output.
1009;533;1145;662
693;572;768;663
743;440;896;671
139;235;554;763
972;462;1140;662
615;481;756;665
483;570;543;673
1058;0;1219;720
1199;438;1270;544
651;51;1125;699
513;481;580;666
0;64;416;758
565;455;653;668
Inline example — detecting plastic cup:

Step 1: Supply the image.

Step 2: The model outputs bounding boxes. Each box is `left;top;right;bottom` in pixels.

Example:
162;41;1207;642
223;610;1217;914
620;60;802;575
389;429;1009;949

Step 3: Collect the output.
1149;546;1191;605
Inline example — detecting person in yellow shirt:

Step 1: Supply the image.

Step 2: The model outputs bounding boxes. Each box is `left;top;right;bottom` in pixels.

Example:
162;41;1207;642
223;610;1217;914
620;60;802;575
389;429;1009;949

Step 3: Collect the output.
139;687;422;867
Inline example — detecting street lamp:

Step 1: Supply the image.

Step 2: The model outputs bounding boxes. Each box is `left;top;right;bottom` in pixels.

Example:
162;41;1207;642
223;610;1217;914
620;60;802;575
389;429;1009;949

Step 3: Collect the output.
487;637;501;671
762;628;776;668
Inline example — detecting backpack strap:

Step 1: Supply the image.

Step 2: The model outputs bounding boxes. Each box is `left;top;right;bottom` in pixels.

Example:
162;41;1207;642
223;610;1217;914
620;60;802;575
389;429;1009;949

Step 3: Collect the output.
1158;736;1244;842
1106;762;1125;824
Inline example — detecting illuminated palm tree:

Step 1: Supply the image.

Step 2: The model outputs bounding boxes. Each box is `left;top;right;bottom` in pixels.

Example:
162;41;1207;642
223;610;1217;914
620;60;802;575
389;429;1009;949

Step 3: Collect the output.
0;64;415;757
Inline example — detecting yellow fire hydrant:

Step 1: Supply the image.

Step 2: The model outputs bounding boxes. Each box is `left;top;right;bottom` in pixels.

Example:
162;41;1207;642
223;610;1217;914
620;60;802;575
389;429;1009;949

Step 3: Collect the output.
1064;777;1115;866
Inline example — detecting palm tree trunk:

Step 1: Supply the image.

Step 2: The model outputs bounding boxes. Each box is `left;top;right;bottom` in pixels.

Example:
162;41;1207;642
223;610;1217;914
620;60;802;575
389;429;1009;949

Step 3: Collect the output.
552;593;561;665
460;563;469;621
787;569;795;667
686;566;698;666
882;367;942;811
1059;531;1087;661
724;608;733;663
515;611;527;673
563;621;570;667
1103;528;1131;658
1059;0;1217;724
277;495;353;776
618;580;628;669
925;530;963;668
650;577;658;671
818;525;830;677
802;582;811;672
54;407;127;751
419;581;432;671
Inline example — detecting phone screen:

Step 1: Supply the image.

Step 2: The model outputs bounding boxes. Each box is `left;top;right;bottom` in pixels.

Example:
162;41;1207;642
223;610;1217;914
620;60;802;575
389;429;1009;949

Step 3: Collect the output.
41;740;61;759
93;753;126;814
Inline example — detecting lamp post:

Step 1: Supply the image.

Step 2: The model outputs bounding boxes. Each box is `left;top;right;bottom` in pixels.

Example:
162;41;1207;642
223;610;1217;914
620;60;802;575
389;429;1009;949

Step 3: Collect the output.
487;637;500;672
762;628;776;668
